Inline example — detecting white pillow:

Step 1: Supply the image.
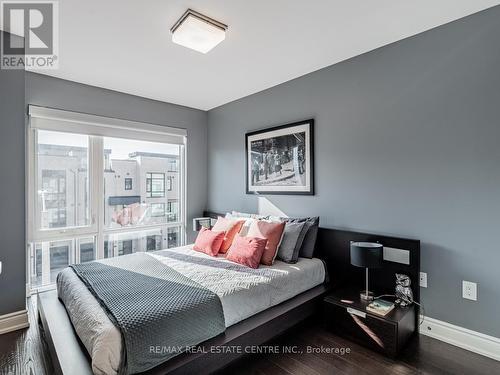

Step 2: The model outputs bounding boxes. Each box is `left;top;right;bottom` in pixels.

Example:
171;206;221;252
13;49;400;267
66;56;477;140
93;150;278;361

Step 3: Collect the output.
225;212;255;236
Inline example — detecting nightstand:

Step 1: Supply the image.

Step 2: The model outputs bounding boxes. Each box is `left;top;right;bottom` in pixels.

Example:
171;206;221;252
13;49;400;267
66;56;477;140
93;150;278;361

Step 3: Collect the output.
323;287;416;357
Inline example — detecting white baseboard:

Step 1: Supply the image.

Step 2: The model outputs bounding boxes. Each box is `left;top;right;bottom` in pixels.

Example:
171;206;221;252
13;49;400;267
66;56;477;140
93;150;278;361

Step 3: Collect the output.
420;316;500;362
0;309;30;334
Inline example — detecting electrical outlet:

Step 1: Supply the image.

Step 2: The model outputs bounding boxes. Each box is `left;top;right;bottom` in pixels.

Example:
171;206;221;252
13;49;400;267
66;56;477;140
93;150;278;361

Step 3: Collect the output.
462;281;477;301
419;272;427;288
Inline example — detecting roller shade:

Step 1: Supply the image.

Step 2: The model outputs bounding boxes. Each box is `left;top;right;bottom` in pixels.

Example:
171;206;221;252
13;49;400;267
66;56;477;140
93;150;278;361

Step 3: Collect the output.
29;105;187;145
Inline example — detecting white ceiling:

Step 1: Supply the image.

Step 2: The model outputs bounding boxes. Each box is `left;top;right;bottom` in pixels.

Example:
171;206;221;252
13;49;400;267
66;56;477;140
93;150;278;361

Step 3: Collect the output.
29;0;500;110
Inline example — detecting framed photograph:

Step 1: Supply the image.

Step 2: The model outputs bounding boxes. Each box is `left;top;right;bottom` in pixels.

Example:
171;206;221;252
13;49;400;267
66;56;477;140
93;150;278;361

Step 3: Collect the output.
246;119;314;195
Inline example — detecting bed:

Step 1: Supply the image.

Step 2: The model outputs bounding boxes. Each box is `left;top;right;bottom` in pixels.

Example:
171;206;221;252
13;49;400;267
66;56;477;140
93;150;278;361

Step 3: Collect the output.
38;217;420;375
56;245;326;375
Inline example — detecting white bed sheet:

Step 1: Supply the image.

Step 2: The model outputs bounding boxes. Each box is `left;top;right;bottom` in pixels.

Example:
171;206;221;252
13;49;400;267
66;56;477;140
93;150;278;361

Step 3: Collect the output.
57;245;326;375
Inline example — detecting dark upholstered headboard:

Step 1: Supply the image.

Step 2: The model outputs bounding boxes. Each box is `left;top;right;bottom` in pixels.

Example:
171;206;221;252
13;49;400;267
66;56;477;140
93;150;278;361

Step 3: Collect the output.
315;227;420;304
203;211;420;305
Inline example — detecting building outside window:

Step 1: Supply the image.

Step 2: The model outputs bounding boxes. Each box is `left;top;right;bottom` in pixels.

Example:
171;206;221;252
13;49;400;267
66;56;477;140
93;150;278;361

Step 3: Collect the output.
167;227;179;248
168;159;178;172
167;176;174;191
146;234;162;251
79;238;96;263
41;170;67;228
146;173;165;198
151;203;166;217
34;240;71;286
124;177;132;190
167;201;178;222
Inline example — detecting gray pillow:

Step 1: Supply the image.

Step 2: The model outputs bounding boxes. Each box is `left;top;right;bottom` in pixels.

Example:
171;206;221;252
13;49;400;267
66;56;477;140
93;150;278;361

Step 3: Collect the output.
270;216;319;258
299;217;319;258
277;221;307;263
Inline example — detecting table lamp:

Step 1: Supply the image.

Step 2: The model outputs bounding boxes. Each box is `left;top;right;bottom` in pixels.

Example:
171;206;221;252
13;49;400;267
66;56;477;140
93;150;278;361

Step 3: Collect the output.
350;241;383;301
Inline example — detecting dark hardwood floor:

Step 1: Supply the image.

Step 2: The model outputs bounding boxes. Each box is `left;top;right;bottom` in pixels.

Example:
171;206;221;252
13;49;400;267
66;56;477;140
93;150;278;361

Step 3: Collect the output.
217;319;500;375
1;297;499;375
0;298;53;375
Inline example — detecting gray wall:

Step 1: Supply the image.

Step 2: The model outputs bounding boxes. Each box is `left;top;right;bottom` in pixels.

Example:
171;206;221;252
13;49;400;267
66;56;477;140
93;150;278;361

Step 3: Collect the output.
0;32;26;315
207;6;500;337
26;72;207;246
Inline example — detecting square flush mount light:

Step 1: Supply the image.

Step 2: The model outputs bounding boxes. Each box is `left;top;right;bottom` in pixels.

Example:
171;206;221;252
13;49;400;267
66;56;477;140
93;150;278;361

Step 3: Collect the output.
171;9;228;54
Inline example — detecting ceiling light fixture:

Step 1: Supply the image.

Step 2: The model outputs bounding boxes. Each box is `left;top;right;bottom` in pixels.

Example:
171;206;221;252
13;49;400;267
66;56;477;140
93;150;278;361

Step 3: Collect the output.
171;9;227;54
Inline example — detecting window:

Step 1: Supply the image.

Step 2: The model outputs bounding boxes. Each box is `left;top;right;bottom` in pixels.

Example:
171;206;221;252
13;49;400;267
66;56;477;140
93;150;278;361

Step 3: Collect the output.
103;227;177;257
146;234;162;251
34;240;71;285
167;201;179;222
124;178;132;190
79;237;96;263
167;227;180;248
41;170;67;228
146;173;165;198
167;176;174;191
168;159;178;172
151;203;165;217
36;131;90;230
28;106;186;291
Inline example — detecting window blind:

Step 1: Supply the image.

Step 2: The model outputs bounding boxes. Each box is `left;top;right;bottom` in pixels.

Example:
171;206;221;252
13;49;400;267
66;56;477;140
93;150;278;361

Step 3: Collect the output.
29;105;187;145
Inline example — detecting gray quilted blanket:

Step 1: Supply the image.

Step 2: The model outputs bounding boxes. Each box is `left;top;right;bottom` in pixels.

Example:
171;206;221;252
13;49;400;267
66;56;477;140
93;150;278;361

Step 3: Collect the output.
67;252;225;375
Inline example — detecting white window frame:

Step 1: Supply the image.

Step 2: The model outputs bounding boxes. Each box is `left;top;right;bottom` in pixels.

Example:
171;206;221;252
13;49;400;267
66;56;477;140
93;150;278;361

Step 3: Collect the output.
27;131;100;242
27;105;187;291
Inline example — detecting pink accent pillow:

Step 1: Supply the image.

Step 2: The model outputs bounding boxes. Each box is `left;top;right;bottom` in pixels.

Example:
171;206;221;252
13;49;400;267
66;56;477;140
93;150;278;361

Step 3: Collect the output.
246;220;286;265
193;227;225;256
226;235;268;269
211;217;245;253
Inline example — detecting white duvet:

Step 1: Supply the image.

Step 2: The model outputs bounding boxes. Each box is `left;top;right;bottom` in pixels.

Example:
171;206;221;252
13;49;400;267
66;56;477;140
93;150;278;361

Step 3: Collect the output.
57;245;326;375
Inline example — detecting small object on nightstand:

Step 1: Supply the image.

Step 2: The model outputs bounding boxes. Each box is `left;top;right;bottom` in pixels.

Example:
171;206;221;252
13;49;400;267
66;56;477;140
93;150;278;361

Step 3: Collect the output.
395;273;414;307
350;241;383;301
192;217;212;231
367;299;395;316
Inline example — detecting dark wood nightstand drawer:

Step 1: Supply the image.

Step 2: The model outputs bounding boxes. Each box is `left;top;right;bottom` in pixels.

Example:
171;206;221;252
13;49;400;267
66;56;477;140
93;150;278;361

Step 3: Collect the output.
324;302;398;356
323;289;416;357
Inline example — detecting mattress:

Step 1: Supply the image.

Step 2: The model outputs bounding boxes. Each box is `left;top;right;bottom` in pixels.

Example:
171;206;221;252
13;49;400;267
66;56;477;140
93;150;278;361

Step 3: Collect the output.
57;245;326;375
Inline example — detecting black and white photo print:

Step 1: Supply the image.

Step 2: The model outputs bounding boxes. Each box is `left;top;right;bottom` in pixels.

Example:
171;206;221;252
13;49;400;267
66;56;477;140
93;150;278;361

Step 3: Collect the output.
246;119;314;195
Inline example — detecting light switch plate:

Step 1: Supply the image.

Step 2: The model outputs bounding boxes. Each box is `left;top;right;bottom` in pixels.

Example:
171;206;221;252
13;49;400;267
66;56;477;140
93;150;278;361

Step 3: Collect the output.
419;272;427;288
462;280;477;301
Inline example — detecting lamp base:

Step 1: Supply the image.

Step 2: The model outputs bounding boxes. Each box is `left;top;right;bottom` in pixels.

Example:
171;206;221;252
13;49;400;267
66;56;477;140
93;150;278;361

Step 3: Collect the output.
360;290;375;301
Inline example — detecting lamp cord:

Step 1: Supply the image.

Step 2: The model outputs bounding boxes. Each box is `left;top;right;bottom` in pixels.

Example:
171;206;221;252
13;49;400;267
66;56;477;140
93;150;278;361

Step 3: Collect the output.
373;294;425;326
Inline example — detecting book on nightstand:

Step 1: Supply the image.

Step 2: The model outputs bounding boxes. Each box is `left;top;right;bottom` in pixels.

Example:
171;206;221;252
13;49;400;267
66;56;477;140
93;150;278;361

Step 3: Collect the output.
366;299;395;316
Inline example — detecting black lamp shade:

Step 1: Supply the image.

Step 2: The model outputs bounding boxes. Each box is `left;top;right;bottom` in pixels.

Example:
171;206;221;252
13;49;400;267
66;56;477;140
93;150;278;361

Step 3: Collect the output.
350;242;383;268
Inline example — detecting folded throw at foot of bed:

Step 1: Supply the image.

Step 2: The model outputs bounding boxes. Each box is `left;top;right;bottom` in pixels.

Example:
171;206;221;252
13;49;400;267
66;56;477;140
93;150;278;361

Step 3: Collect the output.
66;252;225;375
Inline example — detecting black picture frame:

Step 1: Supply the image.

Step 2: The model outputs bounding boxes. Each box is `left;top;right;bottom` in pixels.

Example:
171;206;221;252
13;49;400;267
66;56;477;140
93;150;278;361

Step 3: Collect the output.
245;119;314;195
